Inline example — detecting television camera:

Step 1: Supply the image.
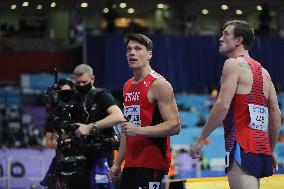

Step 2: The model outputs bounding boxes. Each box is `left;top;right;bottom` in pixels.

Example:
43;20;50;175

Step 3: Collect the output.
43;71;118;154
42;70;120;188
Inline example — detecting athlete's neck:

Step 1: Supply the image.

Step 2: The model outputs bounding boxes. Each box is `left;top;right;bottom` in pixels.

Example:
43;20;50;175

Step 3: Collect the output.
227;48;249;59
132;65;152;83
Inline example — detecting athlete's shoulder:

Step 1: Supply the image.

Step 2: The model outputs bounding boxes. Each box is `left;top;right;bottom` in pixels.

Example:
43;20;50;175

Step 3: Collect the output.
152;77;173;93
223;58;239;70
149;70;164;79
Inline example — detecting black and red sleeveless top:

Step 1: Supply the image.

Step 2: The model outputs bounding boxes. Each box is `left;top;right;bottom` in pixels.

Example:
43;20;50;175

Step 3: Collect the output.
123;70;171;172
223;56;272;155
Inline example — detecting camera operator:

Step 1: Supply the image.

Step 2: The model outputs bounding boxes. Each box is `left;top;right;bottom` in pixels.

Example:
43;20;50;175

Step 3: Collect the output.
45;79;75;148
72;64;124;189
41;78;76;188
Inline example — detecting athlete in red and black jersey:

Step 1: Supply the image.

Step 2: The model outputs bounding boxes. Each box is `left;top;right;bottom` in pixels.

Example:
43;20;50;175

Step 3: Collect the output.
109;34;180;189
190;20;281;189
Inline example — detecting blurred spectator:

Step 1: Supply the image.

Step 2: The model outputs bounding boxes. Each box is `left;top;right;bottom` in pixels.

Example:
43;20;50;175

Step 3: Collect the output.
177;104;194;112
175;148;198;179
185;13;197;36
200;152;210;170
195;115;206;127
29;127;43;147
11;127;29;147
69;24;84;45
103;1;118;34
44;116;58;149
169;148;176;179
127;20;148;34
0;22;8;37
257;4;272;35
279;130;284;143
69;11;84;45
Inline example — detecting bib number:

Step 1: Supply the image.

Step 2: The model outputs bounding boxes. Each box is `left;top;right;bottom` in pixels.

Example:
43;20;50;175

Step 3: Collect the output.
248;104;268;132
124;105;141;127
149;182;160;189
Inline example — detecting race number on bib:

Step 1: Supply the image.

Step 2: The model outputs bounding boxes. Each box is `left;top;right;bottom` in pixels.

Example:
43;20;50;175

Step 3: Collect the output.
149;182;160;189
124;105;141;127
248;104;268;132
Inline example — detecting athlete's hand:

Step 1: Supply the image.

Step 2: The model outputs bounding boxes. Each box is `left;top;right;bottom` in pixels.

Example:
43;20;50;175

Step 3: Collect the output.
190;139;204;159
121;122;141;136
272;152;278;172
108;164;121;181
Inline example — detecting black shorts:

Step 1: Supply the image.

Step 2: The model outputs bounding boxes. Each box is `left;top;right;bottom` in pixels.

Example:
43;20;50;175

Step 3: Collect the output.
120;167;164;189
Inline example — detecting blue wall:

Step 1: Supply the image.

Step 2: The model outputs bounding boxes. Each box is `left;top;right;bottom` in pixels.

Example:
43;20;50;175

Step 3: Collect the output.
86;35;284;93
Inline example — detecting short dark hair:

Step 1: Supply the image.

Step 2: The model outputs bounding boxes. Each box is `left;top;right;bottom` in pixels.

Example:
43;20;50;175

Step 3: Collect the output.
124;34;153;50
224;20;255;50
57;79;75;89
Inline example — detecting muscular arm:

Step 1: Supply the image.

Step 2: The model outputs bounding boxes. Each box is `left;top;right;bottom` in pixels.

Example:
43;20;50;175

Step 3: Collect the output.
267;81;281;151
197;59;239;144
138;78;181;137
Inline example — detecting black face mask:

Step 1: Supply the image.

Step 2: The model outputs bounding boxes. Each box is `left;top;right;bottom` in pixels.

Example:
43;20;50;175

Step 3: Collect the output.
76;82;92;94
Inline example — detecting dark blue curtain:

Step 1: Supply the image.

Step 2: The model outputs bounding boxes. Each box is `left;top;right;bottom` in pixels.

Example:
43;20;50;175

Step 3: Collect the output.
86;35;284;93
252;37;284;87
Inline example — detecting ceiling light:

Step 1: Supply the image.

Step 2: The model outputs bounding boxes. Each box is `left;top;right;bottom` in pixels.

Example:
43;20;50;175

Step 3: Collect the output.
201;9;209;15
157;4;165;9
236;9;243;15
103;8;109;13
10;4;17;10
256;5;262;11
221;5;228;10
50;2;56;8
22;2;29;7
128;8;135;14
81;2;88;8
119;3;127;8
36;4;43;10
